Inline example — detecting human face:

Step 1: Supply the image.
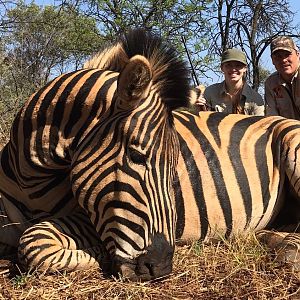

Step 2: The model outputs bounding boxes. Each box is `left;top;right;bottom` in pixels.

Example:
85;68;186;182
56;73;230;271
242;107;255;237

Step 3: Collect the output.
221;61;247;83
271;49;300;82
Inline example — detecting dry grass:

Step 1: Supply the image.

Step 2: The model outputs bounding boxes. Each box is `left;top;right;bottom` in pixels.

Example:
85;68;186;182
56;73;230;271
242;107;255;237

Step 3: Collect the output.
0;234;299;300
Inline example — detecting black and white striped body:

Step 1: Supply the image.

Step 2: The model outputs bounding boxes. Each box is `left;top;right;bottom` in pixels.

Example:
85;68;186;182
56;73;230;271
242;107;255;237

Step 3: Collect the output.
174;110;300;265
0;30;190;280
1;31;300;280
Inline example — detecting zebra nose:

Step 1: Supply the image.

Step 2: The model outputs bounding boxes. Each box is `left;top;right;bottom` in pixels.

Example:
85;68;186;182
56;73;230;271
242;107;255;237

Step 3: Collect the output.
112;233;174;281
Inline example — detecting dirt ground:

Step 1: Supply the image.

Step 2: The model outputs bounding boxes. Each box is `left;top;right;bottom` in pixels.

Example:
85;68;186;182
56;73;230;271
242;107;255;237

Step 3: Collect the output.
0;236;299;300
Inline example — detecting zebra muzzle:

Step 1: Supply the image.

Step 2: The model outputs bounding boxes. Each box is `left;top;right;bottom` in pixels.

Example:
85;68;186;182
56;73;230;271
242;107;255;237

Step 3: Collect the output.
111;233;174;281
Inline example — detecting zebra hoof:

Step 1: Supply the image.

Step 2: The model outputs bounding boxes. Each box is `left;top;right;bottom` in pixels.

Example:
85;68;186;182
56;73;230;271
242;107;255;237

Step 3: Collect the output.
256;231;300;274
256;230;287;248
273;233;300;275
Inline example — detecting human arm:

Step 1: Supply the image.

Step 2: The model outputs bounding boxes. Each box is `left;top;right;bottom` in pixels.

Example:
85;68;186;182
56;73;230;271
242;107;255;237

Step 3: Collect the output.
190;85;209;111
252;93;265;116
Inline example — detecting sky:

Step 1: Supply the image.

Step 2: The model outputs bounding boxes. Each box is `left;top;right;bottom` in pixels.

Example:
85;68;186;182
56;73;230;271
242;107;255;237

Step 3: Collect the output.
287;0;300;25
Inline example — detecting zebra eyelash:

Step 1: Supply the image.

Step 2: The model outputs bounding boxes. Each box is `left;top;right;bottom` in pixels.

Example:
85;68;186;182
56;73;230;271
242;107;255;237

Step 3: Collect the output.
127;147;147;166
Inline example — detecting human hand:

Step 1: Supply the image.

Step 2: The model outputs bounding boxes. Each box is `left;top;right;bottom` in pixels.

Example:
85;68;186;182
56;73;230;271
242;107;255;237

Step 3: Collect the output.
195;95;206;106
193;85;206;110
189;84;207;111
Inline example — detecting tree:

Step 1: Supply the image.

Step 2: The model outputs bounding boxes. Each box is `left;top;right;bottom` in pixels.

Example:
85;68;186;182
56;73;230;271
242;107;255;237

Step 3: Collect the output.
0;2;103;143
66;0;299;89
62;0;215;85
3;2;103;89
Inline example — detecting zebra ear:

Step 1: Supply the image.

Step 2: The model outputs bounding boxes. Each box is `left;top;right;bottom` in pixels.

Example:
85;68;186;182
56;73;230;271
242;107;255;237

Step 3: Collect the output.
117;55;152;106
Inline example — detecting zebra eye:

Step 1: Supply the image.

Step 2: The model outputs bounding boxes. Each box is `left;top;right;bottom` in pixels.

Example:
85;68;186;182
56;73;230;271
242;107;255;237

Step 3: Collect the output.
128;148;147;165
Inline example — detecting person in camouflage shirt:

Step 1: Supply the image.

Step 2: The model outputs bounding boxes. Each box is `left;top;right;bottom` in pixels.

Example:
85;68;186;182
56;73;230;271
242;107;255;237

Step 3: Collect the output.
265;36;300;119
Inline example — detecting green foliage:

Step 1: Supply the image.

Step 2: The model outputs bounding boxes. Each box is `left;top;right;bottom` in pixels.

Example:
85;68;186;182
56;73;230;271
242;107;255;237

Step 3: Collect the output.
0;1;103;142
192;240;205;256
12;273;32;288
258;66;272;84
68;0;298;89
76;0;214;81
4;2;103;86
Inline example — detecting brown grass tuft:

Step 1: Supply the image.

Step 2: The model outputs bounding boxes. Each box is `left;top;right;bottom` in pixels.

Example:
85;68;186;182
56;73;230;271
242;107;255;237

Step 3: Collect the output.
1;234;299;300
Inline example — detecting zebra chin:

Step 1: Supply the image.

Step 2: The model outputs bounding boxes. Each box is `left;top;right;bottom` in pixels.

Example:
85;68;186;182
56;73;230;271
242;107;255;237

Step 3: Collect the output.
108;233;174;281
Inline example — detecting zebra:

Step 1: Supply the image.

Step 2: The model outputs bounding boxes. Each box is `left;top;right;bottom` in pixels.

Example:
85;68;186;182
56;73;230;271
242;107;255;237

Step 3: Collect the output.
173;109;300;270
1;30;300;281
6;108;300;280
0;29;190;280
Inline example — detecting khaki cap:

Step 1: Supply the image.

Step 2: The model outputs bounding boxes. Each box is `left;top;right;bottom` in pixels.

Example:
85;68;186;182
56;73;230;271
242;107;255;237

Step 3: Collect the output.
270;36;297;54
221;48;247;65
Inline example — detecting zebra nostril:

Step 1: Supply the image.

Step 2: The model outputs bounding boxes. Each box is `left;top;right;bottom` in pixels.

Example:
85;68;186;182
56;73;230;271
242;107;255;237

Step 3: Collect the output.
144;262;155;277
145;262;153;270
136;254;172;280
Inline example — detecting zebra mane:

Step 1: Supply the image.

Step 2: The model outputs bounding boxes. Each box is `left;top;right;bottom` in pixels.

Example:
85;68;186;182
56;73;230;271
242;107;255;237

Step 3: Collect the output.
84;28;191;111
83;42;128;72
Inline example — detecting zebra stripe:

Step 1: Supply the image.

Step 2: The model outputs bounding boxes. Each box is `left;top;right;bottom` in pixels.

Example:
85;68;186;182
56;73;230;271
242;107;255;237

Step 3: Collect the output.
18;209;104;272
173;110;300;247
15;109;300;278
2;29;300;280
0;29;190;280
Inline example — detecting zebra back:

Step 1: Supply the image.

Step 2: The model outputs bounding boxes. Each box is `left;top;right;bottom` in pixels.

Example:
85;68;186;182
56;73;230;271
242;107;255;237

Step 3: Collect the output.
173;110;300;241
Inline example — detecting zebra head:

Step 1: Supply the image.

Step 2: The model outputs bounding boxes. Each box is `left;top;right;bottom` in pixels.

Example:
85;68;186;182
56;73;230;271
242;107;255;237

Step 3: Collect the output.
71;29;190;280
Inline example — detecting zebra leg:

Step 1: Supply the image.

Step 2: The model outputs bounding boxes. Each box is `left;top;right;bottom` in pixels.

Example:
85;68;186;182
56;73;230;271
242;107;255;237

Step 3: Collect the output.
18;210;107;273
256;230;300;272
0;193;30;254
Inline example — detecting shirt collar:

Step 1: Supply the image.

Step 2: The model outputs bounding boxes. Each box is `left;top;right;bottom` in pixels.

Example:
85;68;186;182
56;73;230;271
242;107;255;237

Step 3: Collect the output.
278;64;300;86
220;80;248;97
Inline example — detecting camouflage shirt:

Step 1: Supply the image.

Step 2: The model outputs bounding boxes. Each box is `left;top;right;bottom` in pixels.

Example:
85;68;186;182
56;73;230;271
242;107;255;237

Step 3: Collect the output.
265;67;300;119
